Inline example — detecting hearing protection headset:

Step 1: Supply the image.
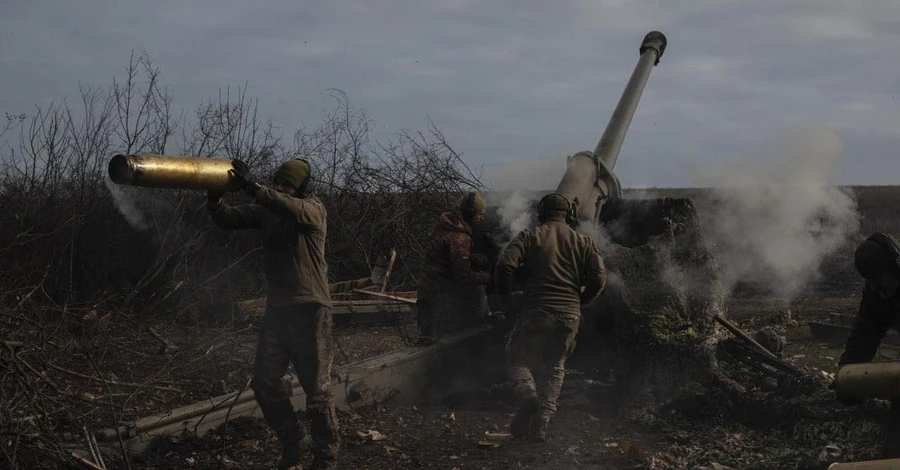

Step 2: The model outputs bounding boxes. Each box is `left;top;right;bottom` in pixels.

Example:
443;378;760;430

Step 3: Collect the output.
536;192;577;226
866;232;900;272
293;157;314;194
296;157;312;179
460;191;479;220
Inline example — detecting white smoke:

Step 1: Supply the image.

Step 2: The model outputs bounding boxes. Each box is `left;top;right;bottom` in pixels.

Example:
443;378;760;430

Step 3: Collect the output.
496;190;534;245
576;219;613;253
694;127;860;300
104;176;151;231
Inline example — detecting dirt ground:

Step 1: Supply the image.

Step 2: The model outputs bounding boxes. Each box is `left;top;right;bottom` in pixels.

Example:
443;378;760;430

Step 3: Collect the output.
99;293;897;470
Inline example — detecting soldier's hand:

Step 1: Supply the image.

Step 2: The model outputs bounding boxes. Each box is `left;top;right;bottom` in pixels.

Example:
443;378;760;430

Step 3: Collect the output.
229;159;255;192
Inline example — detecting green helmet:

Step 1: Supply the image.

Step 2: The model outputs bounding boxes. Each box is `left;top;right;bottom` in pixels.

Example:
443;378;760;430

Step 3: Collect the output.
458;192;487;219
274;159;310;190
538;193;570;214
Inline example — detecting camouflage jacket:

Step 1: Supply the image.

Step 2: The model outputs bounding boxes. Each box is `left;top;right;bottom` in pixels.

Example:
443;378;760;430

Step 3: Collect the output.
209;187;332;309
419;209;492;292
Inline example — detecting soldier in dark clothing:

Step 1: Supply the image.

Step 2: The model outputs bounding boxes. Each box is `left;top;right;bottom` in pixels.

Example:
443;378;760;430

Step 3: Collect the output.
836;232;900;459
495;193;607;442
208;159;339;470
416;192;492;345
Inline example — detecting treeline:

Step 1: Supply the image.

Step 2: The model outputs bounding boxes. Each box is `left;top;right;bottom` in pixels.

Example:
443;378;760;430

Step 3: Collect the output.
0;52;483;321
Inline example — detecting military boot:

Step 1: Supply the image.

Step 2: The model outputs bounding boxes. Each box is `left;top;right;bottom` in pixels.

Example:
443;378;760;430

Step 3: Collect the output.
510;397;540;439
277;434;311;470
310;455;338;470
529;416;549;443
277;441;302;470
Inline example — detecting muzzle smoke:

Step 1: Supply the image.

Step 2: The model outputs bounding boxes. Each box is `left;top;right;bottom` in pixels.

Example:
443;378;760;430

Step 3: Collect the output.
496;191;535;246
693;127;860;300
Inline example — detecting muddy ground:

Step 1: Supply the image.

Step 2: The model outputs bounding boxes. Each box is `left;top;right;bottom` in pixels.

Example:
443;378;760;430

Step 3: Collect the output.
83;293;897;470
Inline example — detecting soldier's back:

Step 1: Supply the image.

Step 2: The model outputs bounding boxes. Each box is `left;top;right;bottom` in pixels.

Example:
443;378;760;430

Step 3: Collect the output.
520;221;596;314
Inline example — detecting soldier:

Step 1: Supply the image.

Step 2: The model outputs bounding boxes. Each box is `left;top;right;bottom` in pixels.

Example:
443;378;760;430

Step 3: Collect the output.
416;192;492;346
494;193;607;442
207;159;339;470
835;232;900;459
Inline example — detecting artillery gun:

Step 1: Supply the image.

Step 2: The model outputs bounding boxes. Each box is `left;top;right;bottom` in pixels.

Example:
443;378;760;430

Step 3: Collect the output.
477;31;818;408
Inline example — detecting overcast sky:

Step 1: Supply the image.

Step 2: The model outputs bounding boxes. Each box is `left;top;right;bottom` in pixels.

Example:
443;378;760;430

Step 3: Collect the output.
2;0;900;189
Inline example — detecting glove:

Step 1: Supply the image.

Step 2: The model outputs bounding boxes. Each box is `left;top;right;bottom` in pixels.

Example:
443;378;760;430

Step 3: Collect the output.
230;159;260;196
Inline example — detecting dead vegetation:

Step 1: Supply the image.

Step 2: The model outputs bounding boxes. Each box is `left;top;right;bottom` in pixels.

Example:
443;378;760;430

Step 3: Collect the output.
3;50;900;470
0;51;482;469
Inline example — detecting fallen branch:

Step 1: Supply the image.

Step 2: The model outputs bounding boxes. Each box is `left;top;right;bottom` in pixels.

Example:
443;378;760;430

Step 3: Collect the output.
380;248;397;292
146;325;178;354
14;269;49;312
351;289;416;305
46;362;183;393
11;354;63;394
83;427;103;469
201;247;262;285
2;340;24;353
220;376;253;460
70;450;105;470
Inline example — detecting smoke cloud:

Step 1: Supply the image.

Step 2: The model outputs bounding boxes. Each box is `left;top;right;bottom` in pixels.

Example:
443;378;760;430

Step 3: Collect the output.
693;127;861;300
495;190;535;246
484;156;566;248
104;176;151;231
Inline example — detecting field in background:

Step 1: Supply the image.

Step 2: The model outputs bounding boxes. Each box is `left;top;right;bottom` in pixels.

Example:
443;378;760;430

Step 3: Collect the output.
624;185;900;296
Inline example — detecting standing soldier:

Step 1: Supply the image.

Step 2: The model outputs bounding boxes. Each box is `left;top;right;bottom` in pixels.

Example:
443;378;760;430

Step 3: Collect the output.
494;193;606;442
835;232;900;459
207;159;339;470
416;192;493;346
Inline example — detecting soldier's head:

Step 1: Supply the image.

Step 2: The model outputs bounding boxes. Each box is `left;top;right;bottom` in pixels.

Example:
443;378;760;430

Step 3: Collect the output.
273;159;311;196
458;192;487;225
855;233;900;299
537;193;571;224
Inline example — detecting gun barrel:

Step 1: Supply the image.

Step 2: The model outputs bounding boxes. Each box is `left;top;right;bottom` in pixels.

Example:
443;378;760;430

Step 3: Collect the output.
832;361;900;400
596;31;667;170
108;154;241;192
555;31;666;224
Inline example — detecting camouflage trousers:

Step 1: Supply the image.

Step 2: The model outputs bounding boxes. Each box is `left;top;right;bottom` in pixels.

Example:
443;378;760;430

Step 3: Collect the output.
416;284;489;341
506;308;581;423
251;303;340;462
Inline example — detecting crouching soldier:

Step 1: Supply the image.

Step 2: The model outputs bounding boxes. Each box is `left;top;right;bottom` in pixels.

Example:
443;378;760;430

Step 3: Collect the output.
208;159;340;470
416;192;492;345
494;193;606;442
836;232;900;459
